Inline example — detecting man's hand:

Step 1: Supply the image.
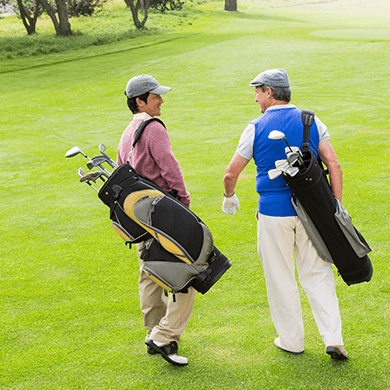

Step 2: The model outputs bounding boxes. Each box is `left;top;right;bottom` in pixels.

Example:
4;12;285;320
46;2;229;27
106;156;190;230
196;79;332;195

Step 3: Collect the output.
222;194;240;215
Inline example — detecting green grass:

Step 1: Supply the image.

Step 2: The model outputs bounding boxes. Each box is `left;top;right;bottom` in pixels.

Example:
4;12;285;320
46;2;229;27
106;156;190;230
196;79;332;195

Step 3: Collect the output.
0;0;209;61
1;1;390;389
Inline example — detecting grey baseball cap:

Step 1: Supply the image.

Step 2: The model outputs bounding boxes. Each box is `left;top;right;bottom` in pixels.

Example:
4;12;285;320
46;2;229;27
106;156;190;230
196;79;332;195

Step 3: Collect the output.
125;74;171;98
249;68;290;88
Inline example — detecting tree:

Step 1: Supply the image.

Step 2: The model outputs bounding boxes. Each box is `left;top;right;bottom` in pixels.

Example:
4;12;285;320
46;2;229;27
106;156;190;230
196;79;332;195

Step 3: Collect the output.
149;0;183;13
123;0;150;30
0;0;41;34
224;0;236;11
39;0;73;36
1;0;72;36
67;0;106;17
17;0;41;34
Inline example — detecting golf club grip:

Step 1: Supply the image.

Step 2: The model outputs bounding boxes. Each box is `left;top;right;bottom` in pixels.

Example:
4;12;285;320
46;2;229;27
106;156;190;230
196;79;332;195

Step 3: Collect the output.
301;110;315;152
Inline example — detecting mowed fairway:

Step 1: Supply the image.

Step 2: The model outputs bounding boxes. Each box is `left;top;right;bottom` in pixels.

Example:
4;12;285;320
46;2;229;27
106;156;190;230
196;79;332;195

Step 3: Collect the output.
1;1;389;389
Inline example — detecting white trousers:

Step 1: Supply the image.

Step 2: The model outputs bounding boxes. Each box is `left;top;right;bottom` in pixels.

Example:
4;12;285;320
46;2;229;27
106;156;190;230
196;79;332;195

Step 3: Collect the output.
257;213;343;352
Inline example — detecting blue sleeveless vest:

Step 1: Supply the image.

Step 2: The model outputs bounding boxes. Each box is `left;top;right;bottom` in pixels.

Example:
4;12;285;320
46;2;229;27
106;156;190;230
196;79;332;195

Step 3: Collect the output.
251;106;319;217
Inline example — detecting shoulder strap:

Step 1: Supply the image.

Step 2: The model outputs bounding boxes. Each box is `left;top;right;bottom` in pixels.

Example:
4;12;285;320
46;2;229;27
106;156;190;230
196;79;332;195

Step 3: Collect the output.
128;118;166;160
301;109;330;178
132;117;166;149
301;109;315;152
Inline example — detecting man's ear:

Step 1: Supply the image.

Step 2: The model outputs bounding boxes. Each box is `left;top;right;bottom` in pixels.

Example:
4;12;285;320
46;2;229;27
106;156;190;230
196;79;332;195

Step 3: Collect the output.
266;86;273;98
136;97;144;108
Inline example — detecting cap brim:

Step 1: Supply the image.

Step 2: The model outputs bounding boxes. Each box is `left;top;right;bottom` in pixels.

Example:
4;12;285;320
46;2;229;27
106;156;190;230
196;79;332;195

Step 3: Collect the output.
150;86;171;95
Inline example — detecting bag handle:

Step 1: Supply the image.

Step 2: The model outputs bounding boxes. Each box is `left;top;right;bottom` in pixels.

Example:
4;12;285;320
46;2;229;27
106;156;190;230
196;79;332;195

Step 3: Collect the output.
301;109;315;153
128;117;166;158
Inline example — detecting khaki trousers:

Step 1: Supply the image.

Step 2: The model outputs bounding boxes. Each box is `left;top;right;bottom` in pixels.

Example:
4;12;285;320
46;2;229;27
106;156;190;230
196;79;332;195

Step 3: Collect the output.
137;243;196;344
257;213;343;352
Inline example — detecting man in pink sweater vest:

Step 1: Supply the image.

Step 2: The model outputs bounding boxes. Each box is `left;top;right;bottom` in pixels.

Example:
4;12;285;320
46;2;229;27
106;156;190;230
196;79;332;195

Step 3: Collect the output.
117;75;194;366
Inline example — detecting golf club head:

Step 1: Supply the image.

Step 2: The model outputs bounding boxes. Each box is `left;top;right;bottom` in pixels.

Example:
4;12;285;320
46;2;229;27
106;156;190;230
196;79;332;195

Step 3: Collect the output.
268;130;286;141
91;155;109;164
80;171;98;182
285;146;300;154
65;146;82;158
98;145;118;169
81;170;109;182
277;162;290;173
79;173;103;189
65;146;88;159
78;170;100;192
269;130;295;155
287;152;299;166
285;166;299;177
268;168;283;180
275;159;288;168
285;146;304;165
86;156;112;174
78;167;86;177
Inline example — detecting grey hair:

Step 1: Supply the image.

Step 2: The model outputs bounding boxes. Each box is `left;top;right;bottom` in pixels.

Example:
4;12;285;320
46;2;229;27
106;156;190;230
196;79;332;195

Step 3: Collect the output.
259;85;291;103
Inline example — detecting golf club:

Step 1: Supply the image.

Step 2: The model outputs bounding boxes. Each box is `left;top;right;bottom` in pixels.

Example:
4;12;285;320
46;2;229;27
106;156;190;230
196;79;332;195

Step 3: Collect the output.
86;156;112;174
285;146;304;166
268;159;292;180
268;168;283;180
268;130;305;167
284;166;300;177
78;167;86;177
99;144;118;169
95;171;110;181
276;162;290;172
78;167;98;192
275;159;288;168
80;171;109;185
287;152;300;166
65;146;89;159
268;130;295;154
80;172;102;188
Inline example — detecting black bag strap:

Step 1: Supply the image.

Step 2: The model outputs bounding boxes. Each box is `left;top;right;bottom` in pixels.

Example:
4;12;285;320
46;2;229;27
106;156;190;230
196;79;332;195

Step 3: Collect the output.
132;118;166;149
301;109;330;177
128;118;166;160
301;109;315;153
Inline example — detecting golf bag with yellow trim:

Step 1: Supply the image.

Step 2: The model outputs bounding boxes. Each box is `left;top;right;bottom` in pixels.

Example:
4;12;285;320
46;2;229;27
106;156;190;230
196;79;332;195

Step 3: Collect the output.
98;163;231;294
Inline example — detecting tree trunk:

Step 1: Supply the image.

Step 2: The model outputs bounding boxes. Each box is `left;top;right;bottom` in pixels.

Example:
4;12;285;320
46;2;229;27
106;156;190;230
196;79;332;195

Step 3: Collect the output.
124;0;149;30
16;0;40;35
224;0;237;11
39;0;72;36
39;0;61;34
55;0;72;36
140;0;150;28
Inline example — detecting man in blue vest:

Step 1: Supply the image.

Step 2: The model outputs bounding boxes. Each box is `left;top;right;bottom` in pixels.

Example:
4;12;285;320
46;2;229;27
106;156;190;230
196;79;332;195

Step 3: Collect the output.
222;69;348;360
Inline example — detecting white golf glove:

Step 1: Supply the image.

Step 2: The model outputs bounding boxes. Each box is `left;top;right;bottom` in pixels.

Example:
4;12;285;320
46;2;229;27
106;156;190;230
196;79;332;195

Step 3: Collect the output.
222;194;240;215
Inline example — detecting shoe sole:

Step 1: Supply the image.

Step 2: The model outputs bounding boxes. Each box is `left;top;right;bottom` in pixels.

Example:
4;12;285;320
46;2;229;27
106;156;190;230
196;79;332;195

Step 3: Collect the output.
326;347;348;360
145;340;188;366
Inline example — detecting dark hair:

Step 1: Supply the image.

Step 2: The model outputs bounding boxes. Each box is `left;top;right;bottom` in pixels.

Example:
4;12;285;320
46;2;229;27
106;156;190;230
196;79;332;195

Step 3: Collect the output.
260;85;291;103
126;91;150;114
